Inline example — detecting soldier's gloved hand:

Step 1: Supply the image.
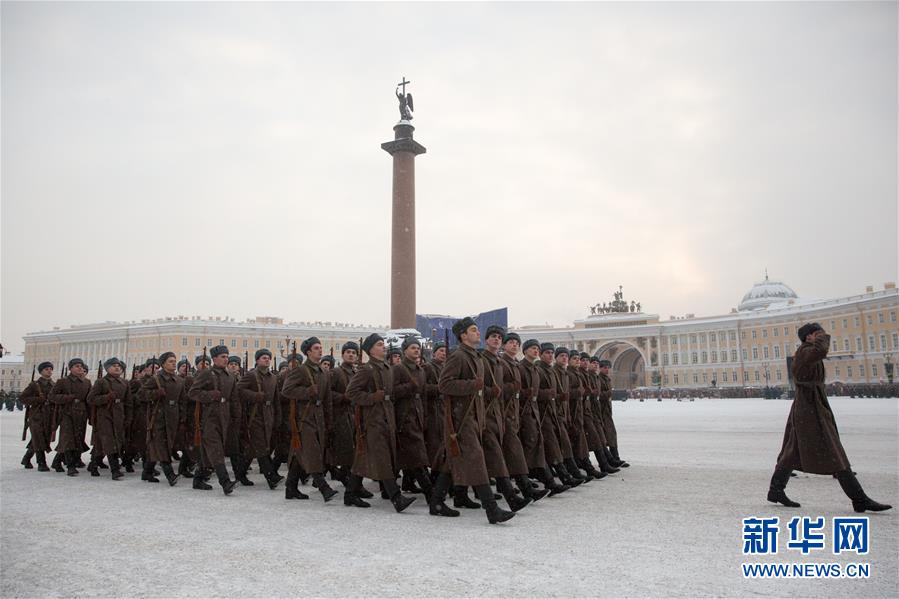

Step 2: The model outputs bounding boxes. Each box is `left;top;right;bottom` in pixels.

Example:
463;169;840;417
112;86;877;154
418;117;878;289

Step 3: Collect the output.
108;391;117;401
156;388;167;398
473;377;484;391
64;394;75;403
371;390;385;402
209;390;222;402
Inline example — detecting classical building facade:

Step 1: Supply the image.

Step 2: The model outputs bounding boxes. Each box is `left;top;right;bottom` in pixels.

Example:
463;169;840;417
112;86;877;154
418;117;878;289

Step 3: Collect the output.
23;317;380;380
514;279;898;391
0;355;26;392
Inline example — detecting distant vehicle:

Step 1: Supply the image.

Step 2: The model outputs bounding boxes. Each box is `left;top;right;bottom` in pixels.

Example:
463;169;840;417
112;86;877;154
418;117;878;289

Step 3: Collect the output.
384;329;427;350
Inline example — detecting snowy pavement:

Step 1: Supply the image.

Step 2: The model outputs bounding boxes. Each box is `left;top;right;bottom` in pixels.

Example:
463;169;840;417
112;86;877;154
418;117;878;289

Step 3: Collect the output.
1;398;896;598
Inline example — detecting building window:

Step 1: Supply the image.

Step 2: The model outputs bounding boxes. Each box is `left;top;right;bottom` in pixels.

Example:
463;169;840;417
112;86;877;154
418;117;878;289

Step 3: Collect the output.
893;333;898;349
181;337;188;346
662;353;669;366
776;370;782;381
672;354;679;365
720;351;727;363
741;348;748;361
878;313;884;323
847;366;853;379
254;340;260;348
723;371;729;383
671;336;677;346
673;374;679;384
195;338;200;347
880;335;886;350
690;334;697;344
773;327;779;337
751;330;757;339
664;375;669;384
711;352;717;363
752;347;759;360
891;312;896;323
835;366;841;377
743;371;749;382
242;339;248;348
207;339;212;347
230;339;236;347
762;329;768;338
755;371;760;382
692;373;698;384
718;332;725;342
843;338;850;351
729;331;736;342
841;318;847;328
702;372;708;383
731;349;738;362
691;352;698;364
701;351;707;363
783;326;789;336
866;314;872;326
218;339;224;346
855;337;862;351
867;335;874;351
741;331;746;340
763;346;769;359
854;316;860;327
774;345;781;359
872;364;878;377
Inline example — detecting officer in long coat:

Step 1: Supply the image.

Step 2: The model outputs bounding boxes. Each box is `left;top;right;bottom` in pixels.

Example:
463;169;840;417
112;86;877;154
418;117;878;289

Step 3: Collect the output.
188;345;237;495
768;323;891;512
20;361;55;471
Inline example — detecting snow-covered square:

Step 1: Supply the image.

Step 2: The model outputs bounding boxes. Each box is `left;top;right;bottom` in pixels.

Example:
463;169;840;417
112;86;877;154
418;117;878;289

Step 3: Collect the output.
1;397;896;598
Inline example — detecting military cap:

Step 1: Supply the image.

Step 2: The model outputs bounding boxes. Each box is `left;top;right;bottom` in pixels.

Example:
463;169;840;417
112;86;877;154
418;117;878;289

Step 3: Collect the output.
484;325;505;339
255;348;272;361
38;361;54;372
210;345;229;358
228;355;241;365
503;332;521;345
195;354;211;366
103;357;124;369
539;342;555;354
68;358;87;370
159;352;176;365
797;322;823;342
341;341;360;354
554;347;569;358
452;316;477;340
598;359;612;368
522;339;540;352
301;337;321;355
401;336;421;351
321;355;335;366
361;333;383;355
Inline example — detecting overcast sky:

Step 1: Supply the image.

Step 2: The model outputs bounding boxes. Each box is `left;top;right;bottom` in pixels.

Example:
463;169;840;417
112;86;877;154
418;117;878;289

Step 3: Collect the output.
2;1;896;354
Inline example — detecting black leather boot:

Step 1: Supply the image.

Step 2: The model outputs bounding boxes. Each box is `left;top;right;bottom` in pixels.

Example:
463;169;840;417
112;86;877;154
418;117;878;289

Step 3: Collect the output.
313;473;338;502
343;474;371;508
453;486;482;509
610;446;629;467
215;464;236;495
836;470;892;513
402;469;423;494
21;447;35;469
474;484;515;524
535;467;569;495
87;457;101;477
414;468;433;501
109;454;124;480
516;474;549;502
428;472;460;517
258;456;283;490
193;468;213;490
76;455;86;468
37;451;52;472
65;451;79;476
767;467;800;507
497;477;531;512
178;458;195;479
285;461;309;499
122;456;134;473
51;452;64;472
231;456;254;486
383;478;416;513
142;461;160;483
578;457;606;480
161;462;179;486
565;458;591;482
595;449;620;474
553;463;581;487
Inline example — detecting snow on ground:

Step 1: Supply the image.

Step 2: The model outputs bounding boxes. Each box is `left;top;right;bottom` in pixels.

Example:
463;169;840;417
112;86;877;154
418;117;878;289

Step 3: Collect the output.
1;398;896;598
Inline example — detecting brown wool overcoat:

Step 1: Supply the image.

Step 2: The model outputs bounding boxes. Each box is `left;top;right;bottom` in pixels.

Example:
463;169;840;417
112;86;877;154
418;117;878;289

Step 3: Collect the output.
347;358;397;481
438;344;489;487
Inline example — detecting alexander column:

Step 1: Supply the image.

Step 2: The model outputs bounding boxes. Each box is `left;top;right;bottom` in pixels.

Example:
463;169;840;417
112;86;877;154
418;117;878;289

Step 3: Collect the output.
381;77;426;329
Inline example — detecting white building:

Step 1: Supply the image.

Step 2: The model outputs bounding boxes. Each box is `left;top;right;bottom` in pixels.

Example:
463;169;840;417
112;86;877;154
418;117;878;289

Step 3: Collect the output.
0;354;27;393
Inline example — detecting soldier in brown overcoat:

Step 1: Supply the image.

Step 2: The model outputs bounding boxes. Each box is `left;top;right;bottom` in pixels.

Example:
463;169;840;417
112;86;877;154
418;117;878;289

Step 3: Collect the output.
87;358;130;480
279;337;337;502
141;352;183;485
580;354;619;475
236;348;283;490
20;361;55;472
768;323;891;512
598;359;629;468
435;318;515;524
392;337;433;497
49;358;92;476
480;326;533;511
566;353;604;479
188;345;237;495
536;343;581;488
225;355;252;486
344;333;416;512
423;341;447;470
553;348;591;483
271;356;297;477
326;342;360;487
121;360;149;473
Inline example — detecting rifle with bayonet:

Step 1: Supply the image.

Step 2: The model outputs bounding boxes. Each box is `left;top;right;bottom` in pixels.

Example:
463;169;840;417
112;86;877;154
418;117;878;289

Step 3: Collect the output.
193;346;206;448
354;337;365;456
21;365;34;441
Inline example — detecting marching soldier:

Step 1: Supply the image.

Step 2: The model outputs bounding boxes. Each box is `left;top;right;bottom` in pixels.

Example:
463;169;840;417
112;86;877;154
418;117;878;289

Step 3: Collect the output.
20;361;55;471
597;359;628;467
387;346;402;366
141;352;183;485
435;317;515;524
225;355;251;486
564;352;604;479
271;353;299;477
517;340;568;494
320;355;333;372
497;334;551;502
553;347;590;482
236;348;283;490
580;354;619;475
327;342;364;489
345;333;416;512
480;326;532;511
122;361;150;473
536;343;581;488
87;358;130;480
768;323;891;512
49;358;92;476
188;346;237;494
391;337;433;497
280;337;338;502
423;340;447;471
